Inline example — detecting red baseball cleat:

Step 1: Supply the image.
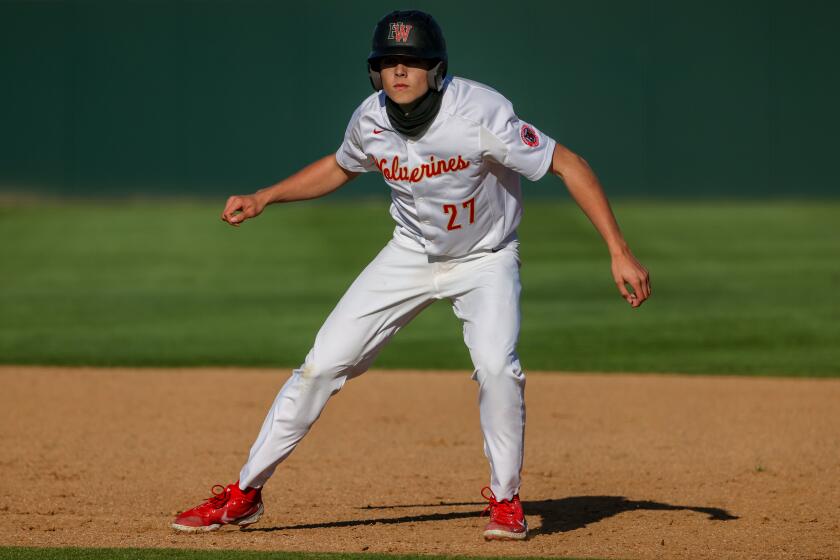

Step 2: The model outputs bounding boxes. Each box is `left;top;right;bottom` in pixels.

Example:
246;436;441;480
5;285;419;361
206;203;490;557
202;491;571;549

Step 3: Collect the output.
172;481;263;533
481;486;528;540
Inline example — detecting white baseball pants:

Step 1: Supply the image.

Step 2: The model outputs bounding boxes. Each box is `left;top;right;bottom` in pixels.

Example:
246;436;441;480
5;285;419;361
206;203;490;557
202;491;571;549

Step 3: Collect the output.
238;234;526;500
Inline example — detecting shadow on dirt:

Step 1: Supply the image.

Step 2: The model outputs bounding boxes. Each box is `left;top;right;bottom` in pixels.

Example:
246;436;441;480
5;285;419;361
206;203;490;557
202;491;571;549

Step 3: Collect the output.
524;496;738;536
243;495;737;535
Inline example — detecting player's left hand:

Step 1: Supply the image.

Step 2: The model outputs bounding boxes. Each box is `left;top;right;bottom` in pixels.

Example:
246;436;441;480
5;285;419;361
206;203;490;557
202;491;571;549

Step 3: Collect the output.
611;250;650;308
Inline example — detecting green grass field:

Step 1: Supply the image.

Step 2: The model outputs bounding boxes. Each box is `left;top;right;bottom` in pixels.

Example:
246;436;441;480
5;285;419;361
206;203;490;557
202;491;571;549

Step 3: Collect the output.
0;199;837;376
0;548;598;560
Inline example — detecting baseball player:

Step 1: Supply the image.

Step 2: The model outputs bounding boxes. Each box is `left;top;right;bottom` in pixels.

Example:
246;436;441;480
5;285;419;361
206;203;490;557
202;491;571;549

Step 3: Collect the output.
172;10;650;541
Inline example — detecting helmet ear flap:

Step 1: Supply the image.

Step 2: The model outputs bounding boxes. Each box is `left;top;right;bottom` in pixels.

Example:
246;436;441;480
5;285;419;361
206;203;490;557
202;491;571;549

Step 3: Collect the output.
368;65;383;91
426;60;447;92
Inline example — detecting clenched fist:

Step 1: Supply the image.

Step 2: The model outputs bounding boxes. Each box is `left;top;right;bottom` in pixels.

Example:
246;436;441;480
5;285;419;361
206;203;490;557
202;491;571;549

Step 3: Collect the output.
221;193;268;226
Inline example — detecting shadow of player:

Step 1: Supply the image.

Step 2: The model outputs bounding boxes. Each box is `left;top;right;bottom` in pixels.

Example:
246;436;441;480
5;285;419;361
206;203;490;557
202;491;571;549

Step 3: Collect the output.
242;495;737;535
524;496;738;536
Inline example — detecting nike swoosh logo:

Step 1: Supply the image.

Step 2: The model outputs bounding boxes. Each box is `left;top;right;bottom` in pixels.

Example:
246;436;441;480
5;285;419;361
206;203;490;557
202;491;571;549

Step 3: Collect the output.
373;129;384;134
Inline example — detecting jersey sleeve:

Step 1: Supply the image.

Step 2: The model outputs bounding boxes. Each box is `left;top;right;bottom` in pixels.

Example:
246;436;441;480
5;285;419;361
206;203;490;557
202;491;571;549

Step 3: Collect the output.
479;98;556;181
335;105;375;173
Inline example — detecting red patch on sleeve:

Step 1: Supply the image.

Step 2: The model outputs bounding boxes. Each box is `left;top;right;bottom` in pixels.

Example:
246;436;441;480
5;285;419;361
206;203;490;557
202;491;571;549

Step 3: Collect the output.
520;124;540;147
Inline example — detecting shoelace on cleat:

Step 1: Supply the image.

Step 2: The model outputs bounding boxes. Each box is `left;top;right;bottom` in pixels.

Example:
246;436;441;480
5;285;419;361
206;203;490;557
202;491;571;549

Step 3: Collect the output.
203;484;230;508
481;486;518;525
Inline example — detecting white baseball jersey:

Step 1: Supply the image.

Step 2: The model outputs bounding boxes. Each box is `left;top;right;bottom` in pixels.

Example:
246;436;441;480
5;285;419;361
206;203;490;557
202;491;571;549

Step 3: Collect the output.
336;76;557;257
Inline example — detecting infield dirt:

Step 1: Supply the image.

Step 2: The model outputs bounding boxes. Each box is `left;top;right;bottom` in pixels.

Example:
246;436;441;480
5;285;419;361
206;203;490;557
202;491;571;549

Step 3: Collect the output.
2;367;838;560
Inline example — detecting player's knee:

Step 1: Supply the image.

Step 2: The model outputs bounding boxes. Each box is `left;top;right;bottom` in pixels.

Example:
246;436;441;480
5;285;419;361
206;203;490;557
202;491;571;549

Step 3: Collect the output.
288;362;347;402
472;350;522;383
295;351;363;388
297;361;340;383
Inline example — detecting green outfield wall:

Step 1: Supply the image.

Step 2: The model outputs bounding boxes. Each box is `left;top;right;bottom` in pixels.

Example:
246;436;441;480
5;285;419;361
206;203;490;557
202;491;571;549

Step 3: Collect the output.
1;0;838;198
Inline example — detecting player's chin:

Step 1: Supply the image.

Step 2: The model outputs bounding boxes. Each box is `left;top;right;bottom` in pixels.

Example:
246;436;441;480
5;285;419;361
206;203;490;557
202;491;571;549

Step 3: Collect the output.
386;89;421;105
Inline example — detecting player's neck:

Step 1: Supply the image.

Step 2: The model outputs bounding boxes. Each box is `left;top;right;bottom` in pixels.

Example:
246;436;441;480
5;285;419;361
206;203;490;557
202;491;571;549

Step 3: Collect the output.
395;91;430;114
385;88;443;138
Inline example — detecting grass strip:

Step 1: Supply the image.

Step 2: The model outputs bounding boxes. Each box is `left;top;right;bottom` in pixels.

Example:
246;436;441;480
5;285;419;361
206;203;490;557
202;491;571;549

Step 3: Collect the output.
0;546;601;560
1;199;838;376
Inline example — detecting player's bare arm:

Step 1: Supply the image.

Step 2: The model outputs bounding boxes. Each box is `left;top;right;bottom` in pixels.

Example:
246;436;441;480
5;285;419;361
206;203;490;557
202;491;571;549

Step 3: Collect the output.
221;154;359;226
550;143;651;308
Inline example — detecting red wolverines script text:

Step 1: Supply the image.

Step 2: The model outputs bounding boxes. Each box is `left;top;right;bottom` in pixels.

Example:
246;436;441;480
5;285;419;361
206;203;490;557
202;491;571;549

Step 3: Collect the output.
375;155;471;183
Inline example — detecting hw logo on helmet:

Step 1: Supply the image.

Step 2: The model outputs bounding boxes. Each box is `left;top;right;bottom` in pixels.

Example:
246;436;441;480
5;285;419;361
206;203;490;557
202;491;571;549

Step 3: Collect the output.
388;22;413;43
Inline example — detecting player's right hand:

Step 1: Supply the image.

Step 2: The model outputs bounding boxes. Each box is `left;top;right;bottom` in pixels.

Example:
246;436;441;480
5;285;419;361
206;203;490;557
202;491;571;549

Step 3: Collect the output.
221;194;266;227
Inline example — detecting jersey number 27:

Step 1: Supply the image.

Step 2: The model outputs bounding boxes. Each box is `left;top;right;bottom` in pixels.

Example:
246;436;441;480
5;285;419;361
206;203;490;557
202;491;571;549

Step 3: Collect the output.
443;197;476;231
